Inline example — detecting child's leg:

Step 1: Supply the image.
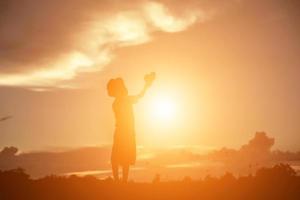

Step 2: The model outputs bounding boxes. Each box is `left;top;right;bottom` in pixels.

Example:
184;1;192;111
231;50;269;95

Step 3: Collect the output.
112;162;119;181
122;164;130;183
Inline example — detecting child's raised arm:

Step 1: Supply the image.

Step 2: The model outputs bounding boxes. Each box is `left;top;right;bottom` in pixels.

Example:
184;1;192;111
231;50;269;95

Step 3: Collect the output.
130;72;156;103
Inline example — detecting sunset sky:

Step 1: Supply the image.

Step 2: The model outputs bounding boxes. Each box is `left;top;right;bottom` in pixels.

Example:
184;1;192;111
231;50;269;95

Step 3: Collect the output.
0;0;299;152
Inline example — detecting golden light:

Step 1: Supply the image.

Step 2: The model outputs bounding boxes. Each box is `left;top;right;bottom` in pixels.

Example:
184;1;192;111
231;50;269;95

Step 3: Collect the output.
139;90;186;146
149;96;176;122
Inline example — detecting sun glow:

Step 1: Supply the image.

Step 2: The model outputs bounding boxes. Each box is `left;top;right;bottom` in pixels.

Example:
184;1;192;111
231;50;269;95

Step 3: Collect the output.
150;96;176;122
140;91;185;145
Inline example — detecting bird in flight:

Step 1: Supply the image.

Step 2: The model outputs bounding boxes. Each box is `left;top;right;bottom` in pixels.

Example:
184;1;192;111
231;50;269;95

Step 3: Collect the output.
0;115;12;122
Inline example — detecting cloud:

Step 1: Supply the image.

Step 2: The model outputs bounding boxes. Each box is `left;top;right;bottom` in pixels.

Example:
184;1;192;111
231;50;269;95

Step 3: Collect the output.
240;131;275;153
0;0;208;89
143;1;206;32
0;146;18;157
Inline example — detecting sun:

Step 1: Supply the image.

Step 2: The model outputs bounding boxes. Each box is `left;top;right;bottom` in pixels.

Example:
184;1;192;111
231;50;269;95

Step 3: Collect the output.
150;96;176;122
140;91;185;142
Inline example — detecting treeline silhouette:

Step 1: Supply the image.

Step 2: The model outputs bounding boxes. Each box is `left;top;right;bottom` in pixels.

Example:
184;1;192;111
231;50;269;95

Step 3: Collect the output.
2;132;300;179
0;164;299;200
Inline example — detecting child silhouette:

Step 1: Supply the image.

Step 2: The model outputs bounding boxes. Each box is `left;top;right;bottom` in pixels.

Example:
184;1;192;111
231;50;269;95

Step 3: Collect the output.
107;72;155;182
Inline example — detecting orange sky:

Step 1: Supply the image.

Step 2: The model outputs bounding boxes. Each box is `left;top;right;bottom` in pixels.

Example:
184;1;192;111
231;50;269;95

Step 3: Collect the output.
0;0;299;151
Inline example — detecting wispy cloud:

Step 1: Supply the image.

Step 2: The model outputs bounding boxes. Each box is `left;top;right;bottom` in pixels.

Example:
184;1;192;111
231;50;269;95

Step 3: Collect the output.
0;0;209;90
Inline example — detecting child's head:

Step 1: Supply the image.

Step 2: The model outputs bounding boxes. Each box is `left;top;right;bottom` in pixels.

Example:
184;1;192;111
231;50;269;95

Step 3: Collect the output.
107;78;128;98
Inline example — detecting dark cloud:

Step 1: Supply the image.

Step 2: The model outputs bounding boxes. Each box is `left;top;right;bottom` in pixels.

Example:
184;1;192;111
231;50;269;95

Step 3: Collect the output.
0;146;18;157
0;0;130;73
240;132;275;153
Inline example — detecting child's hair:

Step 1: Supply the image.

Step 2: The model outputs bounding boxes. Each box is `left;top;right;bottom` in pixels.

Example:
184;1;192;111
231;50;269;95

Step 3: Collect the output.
107;78;128;97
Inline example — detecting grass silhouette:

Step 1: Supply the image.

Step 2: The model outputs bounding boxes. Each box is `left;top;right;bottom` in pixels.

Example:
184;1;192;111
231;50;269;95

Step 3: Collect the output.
0;164;299;200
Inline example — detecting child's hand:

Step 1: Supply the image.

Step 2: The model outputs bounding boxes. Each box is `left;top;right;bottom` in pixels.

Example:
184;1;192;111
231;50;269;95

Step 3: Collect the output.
144;72;156;87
